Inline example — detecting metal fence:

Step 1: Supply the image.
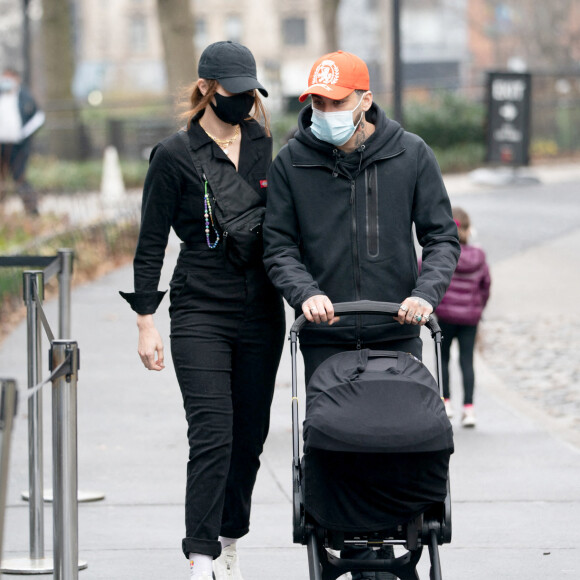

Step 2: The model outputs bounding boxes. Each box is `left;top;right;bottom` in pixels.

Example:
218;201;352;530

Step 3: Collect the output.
28;72;580;162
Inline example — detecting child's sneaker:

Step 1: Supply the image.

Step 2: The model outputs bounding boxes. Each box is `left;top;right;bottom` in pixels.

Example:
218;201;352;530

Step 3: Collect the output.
444;398;454;419
461;405;476;428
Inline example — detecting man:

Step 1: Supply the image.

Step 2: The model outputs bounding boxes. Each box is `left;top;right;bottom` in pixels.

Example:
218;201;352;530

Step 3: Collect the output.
0;68;44;215
262;51;459;579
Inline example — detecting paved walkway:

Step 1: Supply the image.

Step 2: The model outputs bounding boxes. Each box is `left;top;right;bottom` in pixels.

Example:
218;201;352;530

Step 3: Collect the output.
1;164;580;579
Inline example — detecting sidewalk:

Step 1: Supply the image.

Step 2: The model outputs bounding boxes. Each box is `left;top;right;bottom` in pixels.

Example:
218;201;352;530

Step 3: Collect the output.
2;170;580;578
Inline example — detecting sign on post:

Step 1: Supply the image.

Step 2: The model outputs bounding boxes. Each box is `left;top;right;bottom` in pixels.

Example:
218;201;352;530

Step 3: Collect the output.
485;71;532;166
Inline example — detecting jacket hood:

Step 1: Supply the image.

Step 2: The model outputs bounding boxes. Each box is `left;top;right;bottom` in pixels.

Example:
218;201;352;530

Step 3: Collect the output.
455;244;486;274
292;103;406;174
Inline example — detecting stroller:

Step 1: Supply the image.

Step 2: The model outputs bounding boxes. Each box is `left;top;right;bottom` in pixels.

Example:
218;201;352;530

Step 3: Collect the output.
289;301;453;580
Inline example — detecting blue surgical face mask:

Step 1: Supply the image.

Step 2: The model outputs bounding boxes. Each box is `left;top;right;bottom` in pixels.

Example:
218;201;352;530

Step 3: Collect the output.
310;93;366;146
0;77;17;92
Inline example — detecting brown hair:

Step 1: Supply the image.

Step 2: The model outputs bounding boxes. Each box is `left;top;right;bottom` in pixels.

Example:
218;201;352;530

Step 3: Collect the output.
178;79;270;136
452;207;471;245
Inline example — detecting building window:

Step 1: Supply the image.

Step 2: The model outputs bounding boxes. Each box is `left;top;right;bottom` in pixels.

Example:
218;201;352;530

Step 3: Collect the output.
129;15;148;53
225;15;243;43
195;17;208;50
282;17;306;46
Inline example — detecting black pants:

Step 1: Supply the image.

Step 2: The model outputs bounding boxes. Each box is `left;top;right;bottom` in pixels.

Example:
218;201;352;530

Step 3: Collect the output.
438;321;478;405
0;140;38;214
301;337;423;386
169;247;285;558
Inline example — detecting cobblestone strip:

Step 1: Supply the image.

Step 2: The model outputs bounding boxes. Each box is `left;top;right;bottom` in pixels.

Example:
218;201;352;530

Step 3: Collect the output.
479;318;580;431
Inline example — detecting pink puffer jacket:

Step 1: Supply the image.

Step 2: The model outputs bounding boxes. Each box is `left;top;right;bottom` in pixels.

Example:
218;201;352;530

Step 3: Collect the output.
435;244;491;326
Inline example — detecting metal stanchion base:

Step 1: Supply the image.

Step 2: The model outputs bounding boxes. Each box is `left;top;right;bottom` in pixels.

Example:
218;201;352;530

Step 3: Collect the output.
21;489;105;503
1;557;88;574
0;557;54;575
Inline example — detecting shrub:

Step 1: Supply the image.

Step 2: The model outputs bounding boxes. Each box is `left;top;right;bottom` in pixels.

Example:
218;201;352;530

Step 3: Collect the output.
0;212;139;344
26;155;148;193
432;143;486;174
404;92;486;150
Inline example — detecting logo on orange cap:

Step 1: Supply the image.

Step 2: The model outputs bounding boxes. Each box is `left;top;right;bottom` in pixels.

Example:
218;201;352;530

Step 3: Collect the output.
312;60;340;87
299;51;369;103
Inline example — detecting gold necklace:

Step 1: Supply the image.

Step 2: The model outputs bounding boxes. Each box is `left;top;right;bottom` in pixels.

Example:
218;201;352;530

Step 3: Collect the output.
202;124;240;154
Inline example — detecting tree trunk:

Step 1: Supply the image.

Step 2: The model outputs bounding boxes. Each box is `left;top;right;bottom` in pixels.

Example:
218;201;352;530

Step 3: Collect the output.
155;0;196;102
41;0;82;159
321;0;341;53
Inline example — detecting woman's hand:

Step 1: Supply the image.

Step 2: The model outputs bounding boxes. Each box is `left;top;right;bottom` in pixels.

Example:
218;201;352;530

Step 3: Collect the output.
137;314;165;371
302;295;340;325
395;297;433;326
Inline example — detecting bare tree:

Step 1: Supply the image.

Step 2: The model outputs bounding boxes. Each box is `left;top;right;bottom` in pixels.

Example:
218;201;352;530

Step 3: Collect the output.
321;0;341;53
480;0;580;70
155;0;196;102
513;0;580;69
41;0;79;159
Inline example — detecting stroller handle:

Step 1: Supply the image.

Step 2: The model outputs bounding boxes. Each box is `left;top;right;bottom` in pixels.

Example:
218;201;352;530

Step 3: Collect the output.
289;300;441;337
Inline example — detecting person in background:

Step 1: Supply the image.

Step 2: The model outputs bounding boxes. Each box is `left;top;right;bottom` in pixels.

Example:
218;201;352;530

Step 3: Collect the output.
0;68;44;215
263;50;459;580
120;41;285;580
435;207;491;428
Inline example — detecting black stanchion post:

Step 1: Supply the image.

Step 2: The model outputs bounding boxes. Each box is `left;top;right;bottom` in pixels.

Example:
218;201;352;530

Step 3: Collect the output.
0;379;18;570
50;341;87;579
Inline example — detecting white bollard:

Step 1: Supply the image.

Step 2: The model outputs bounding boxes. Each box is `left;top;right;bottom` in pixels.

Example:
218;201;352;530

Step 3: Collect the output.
100;145;125;202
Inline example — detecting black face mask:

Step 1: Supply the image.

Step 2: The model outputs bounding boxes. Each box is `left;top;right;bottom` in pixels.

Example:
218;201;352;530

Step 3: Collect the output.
210;92;255;125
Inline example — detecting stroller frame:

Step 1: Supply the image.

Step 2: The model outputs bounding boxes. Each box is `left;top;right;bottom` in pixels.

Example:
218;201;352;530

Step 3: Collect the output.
289;301;452;580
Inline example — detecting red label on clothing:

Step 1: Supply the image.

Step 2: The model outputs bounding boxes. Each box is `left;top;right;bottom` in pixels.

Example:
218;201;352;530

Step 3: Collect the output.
260;179;268;188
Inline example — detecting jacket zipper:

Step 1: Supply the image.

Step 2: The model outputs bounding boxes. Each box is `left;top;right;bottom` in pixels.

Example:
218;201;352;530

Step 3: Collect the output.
366;166;379;258
350;180;362;347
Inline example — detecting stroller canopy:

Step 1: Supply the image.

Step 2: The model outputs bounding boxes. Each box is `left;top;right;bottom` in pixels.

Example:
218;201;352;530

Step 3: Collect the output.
304;349;454;454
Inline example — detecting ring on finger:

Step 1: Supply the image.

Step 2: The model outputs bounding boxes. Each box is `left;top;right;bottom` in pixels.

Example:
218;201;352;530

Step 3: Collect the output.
310;307;318;313
414;314;422;322
423;314;430;322
399;304;408;312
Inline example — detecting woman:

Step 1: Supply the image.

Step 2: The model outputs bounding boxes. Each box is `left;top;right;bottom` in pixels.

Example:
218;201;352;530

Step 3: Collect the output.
120;41;285;580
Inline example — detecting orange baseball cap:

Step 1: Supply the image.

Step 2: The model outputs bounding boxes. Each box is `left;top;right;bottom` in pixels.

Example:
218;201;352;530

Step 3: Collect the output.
299;50;370;102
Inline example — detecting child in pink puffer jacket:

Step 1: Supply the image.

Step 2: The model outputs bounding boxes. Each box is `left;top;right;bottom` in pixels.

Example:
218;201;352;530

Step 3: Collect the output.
435;207;491;427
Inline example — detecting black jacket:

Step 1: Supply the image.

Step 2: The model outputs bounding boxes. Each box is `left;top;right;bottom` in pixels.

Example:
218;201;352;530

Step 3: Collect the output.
263;103;460;345
121;117;273;314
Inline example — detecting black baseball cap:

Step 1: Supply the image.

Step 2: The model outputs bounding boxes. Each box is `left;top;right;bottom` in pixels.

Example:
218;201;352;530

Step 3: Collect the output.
198;41;268;97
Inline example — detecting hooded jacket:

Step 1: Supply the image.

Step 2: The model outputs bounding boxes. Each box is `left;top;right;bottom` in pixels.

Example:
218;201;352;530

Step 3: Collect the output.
435;244;491;326
263;103;460;345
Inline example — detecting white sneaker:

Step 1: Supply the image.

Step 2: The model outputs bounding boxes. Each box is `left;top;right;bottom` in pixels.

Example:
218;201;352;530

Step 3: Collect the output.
444;398;454;419
213;544;243;580
461;406;476;428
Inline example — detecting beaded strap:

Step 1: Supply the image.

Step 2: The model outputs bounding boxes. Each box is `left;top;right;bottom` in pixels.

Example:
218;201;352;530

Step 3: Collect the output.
203;178;220;248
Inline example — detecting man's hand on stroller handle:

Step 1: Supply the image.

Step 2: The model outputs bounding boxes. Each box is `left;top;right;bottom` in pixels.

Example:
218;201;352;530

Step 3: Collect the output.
302;295;340;325
395;296;433;326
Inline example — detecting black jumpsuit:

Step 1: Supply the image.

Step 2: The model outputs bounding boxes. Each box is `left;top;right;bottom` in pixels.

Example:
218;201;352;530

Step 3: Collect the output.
121;116;285;559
